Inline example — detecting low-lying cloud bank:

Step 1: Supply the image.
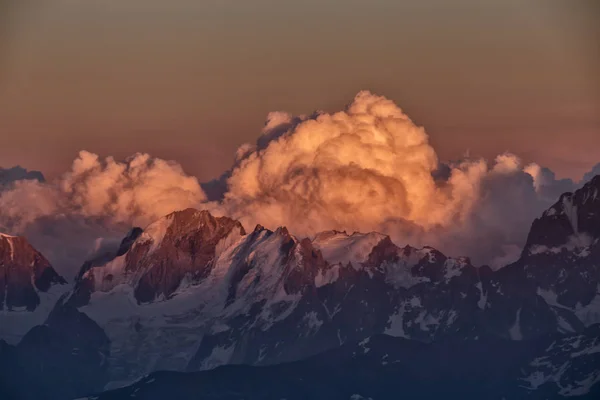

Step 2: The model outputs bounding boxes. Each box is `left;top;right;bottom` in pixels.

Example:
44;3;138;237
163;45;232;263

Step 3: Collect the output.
1;91;598;277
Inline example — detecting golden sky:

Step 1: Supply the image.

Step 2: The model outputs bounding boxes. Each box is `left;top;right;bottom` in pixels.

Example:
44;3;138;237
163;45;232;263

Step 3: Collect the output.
1;0;599;181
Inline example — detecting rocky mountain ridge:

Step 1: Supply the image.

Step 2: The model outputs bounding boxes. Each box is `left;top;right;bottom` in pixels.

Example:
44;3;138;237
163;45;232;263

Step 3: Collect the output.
1;175;599;399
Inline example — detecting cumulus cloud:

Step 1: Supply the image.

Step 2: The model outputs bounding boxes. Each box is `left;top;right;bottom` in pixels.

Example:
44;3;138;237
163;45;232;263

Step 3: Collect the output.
1;91;599;274
223;92;445;232
218;91;598;267
524;163;579;202
0;152;206;278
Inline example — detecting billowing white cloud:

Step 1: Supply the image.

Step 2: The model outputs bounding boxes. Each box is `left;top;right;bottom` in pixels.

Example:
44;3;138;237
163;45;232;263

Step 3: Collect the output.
0;151;206;278
218;91;597;267
1;91;598;275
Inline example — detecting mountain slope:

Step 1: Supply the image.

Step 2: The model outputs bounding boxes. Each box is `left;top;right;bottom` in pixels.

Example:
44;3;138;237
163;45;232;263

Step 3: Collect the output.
51;221;561;389
9;175;600;397
0;307;110;400
55;212;503;386
89;325;600;400
518;175;600;326
0;233;67;344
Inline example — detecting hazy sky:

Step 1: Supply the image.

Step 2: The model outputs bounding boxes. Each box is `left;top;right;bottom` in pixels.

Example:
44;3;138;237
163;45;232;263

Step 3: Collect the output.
1;0;599;181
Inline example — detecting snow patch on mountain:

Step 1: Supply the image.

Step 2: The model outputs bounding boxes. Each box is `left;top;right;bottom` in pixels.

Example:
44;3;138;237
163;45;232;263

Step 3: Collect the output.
562;195;579;234
537;287;600;326
415;310;441;332
0;283;70;344
385;301;408;338
314;264;340;288
521;330;600;397
443;258;467;280
137;214;174;254
200;344;235;370
385;263;429;288
215;225;245;259
302;311;323;335
509;308;523;340
0;233;15;260
537;288;569;310
350;394;373;400
476;282;487;310
575;290;600;326
559;372;600;396
312;231;387;268
529;233;593;256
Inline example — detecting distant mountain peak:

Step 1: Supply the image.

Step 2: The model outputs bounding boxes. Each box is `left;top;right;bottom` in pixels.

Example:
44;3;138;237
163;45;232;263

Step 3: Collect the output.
71;209;247;305
515;174;600;323
0;233;68;344
525;174;600;251
0;233;66;310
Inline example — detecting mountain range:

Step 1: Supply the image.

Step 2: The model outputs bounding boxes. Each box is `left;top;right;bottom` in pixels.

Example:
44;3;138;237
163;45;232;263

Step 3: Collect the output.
1;175;599;400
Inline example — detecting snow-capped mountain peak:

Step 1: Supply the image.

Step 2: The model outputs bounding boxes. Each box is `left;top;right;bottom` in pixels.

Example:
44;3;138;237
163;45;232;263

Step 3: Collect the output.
8;174;600;395
71;208;247;305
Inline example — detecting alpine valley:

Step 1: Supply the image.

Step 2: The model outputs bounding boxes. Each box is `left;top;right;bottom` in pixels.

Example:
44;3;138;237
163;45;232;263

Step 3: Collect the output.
1;176;600;400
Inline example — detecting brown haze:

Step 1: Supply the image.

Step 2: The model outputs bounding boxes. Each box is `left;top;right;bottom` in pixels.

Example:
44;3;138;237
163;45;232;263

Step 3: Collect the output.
0;0;599;181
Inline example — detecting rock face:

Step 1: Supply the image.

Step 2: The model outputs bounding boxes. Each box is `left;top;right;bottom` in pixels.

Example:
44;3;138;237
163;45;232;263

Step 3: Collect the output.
526;175;600;249
517;324;600;398
0;233;67;344
518;176;600;326
0;233;108;400
0;233;66;311
89;326;600;400
69;208;245;307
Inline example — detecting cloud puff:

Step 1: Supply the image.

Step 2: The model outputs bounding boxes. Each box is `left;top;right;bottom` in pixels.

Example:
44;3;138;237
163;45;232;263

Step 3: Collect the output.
58;151;206;226
0;152;206;278
224;92;444;232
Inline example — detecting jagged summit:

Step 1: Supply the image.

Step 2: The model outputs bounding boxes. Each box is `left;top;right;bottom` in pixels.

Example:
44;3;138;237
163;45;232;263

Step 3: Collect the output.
514;175;600;325
16;182;599;389
139;208;246;244
69;208;247;305
3;178;600;398
51;208;488;384
525;174;600;251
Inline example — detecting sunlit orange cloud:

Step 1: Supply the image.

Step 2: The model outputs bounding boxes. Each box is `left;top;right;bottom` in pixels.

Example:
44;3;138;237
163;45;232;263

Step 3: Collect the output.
2;92;598;278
